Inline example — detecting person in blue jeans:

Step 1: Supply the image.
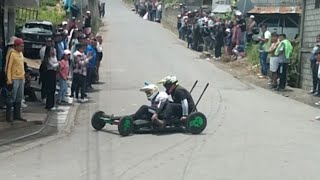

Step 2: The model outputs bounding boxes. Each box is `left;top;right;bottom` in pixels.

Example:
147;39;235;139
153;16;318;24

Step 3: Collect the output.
58;50;71;104
258;24;271;79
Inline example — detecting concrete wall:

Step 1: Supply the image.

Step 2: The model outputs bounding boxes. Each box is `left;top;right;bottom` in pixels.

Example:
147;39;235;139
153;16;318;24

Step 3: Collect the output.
300;0;320;90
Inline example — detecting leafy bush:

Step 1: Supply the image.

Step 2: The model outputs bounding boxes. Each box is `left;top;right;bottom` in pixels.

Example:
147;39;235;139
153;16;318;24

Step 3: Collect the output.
38;6;66;26
287;40;300;88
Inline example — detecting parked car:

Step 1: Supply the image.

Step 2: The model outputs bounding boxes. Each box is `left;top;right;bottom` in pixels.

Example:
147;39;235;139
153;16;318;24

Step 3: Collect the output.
16;20;54;58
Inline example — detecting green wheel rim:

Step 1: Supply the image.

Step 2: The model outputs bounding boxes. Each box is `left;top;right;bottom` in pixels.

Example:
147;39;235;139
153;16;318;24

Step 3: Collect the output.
122;117;131;131
189;116;204;128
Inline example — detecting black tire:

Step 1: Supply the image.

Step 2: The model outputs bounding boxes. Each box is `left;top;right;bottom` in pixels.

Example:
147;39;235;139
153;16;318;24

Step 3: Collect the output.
118;116;134;136
185;112;207;134
91;111;106;130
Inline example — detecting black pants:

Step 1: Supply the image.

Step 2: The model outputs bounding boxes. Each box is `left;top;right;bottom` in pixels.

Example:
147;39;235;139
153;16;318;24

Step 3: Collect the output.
278;63;289;89
75;74;86;99
45;70;57;109
86;67;94;88
311;60;319;92
215;44;222;58
41;76;47;99
129;105;157;121
162;102;194;122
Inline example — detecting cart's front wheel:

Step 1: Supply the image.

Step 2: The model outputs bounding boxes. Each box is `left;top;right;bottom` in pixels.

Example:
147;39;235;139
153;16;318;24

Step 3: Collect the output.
91;111;106;130
118;116;134;136
185;112;207;134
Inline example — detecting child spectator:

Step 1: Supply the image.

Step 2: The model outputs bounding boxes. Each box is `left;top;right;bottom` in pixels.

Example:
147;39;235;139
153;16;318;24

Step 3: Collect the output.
58;50;71;104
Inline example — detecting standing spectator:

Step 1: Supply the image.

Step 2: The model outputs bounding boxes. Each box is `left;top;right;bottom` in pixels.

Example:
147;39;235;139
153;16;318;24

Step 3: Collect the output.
85;38;97;90
258;24;271;79
274;34;293;91
73;44;92;102
68;17;78;35
54;32;65;61
224;28;232;56
155;0;162;23
0;36;3;72
43;41;59;110
83;11;92;36
214;23;225;60
5;38;27;122
235;10;246;47
267;32;280;89
96;34;103;83
231;20;242;53
309;34;320;95
247;15;257;43
39;37;54;104
58;50;71;104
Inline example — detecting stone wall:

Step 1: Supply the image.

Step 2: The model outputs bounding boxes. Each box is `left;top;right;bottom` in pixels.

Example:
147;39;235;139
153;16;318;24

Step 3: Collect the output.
300;0;320;90
161;6;180;36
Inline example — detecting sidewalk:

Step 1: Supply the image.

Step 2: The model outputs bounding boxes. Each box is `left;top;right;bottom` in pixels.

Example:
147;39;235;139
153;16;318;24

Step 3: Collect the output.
0;76;74;146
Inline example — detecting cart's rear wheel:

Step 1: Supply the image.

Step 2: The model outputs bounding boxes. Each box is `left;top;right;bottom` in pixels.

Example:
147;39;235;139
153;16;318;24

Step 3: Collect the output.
185;112;207;134
91;111;106;130
118;116;134;136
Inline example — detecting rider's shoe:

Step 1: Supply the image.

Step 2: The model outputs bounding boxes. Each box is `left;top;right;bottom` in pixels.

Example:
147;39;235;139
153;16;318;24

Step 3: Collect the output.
152;118;166;129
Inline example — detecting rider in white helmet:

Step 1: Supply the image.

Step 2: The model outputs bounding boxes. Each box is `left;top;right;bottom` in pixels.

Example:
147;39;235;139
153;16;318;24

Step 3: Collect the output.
108;83;169;122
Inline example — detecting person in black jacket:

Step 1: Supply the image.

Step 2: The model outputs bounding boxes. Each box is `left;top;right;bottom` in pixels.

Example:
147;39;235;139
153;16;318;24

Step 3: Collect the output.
152;76;195;128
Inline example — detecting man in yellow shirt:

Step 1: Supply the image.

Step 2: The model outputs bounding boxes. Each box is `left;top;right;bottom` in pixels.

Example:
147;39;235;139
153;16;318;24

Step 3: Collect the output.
5;38;27;122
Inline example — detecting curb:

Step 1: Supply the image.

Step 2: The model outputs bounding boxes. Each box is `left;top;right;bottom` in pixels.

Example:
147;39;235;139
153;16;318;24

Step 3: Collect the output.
0;103;80;158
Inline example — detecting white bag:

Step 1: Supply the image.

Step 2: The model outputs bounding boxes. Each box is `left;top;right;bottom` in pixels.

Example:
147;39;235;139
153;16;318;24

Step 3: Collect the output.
143;12;148;20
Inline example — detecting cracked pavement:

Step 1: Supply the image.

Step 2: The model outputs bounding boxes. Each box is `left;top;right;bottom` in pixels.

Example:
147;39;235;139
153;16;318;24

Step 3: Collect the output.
0;1;320;179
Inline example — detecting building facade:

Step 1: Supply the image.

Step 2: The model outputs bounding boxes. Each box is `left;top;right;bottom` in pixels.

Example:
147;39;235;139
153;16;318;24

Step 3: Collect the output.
1;0;39;45
299;0;320;90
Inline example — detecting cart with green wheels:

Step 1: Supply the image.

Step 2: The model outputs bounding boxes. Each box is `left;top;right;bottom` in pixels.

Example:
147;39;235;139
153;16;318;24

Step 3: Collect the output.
91;81;209;136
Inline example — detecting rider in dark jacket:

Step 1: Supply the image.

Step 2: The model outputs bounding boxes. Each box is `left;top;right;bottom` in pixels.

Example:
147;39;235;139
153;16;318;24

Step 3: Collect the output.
152;76;195;128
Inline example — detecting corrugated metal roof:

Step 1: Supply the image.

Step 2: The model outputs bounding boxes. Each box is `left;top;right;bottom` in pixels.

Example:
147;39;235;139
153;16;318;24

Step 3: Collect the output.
248;6;302;14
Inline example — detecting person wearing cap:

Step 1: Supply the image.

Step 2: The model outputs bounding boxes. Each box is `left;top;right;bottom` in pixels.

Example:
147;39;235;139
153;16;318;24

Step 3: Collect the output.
5;38;27;122
235;10;246;47
57;50;71;104
247;15;257;43
83;11;92;36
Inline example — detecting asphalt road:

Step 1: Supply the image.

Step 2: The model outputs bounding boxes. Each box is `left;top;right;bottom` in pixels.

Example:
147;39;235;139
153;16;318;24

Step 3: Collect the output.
1;1;320;179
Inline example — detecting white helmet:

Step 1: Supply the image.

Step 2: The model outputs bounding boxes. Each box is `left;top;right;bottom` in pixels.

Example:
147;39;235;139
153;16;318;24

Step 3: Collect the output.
140;84;159;100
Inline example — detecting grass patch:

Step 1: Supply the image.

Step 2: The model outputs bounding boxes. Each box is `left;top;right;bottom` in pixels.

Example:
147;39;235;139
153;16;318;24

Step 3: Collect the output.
40;0;59;7
246;43;260;66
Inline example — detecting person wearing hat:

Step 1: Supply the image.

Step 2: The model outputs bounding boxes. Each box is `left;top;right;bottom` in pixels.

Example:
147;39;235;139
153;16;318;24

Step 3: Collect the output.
83;10;92;36
5;38;27;122
57;49;71;104
39;37;54;103
247;15;257;43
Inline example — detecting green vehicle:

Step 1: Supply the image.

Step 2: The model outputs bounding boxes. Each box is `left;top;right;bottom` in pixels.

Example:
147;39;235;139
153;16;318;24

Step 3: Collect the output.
91;81;209;136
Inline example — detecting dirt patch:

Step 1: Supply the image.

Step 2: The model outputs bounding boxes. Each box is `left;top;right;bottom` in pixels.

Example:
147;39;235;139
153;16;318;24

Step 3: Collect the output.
208;56;319;107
